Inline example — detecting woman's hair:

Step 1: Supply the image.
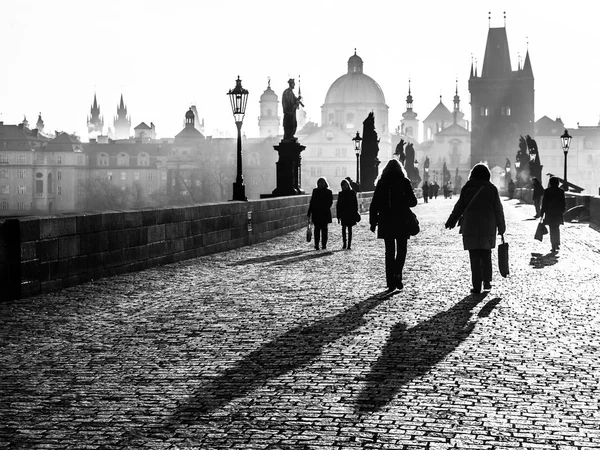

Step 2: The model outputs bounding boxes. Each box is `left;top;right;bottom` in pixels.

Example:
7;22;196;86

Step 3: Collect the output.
380;158;407;181
340;179;351;190
469;163;491;181
316;177;329;188
548;176;560;187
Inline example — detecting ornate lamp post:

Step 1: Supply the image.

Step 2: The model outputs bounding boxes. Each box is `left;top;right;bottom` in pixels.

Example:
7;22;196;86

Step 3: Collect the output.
227;76;249;201
514;160;521;187
352;131;362;187
561;129;572;191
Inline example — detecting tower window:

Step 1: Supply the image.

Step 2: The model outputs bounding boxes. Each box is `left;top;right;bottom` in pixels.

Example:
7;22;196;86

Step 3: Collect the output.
267;109;272;117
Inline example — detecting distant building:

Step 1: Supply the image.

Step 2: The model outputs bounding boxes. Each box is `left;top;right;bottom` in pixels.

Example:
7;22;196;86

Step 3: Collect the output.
469;25;534;171
134;122;156;142
87;93;104;138
258;79;280;139
113;94;131;140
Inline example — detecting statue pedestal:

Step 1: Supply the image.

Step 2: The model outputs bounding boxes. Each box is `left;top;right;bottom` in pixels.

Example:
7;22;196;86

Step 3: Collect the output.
263;139;305;197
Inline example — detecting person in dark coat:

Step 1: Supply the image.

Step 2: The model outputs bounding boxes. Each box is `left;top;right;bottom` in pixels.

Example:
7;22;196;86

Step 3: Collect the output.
531;177;544;218
336;179;359;250
540;176;566;252
445;163;506;294
369;159;418;291
422;181;429;203
433;181;440;199
345;176;360;192
507;179;516;200
307;177;333;250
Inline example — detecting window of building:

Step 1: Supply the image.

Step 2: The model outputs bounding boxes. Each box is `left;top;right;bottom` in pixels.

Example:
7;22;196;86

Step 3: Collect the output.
117;153;129;166
57;155;63;164
35;180;43;194
98;153;109;166
0;185;9;194
107;172;113;181
147;172;155;181
134;172;140;181
17;202;25;211
328;113;334;124
0;169;8;178
316;148;323;157
335;148;347;157
57;171;62;181
161;171;167;181
78;171;84;180
0;200;8;210
406;126;413;137
480;107;489;116
267;109;272;117
120;172;127;181
16;154;27;164
77;155;83;165
77;185;85;197
17;185;26;195
0;154;9;164
57;186;62;195
16;169;26;178
138;153;150;166
310;166;323;177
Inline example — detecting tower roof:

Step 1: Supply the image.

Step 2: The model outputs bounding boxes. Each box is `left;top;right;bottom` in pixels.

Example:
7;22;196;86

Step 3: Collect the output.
481;27;512;78
260;80;278;102
424;98;453;123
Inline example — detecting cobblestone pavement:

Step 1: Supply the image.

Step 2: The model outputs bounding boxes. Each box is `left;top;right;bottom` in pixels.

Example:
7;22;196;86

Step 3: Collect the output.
2;197;600;450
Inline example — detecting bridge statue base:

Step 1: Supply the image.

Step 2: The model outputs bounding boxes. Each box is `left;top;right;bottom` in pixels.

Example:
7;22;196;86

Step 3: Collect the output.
262;139;305;198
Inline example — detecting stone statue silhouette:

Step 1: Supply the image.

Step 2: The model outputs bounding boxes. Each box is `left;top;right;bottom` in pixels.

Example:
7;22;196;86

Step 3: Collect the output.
282;78;303;141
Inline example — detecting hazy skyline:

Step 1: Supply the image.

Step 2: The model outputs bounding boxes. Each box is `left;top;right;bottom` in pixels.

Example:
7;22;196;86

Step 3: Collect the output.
1;0;599;141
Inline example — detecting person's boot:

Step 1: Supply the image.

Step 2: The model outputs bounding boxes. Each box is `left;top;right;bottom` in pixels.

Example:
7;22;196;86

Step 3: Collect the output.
347;236;352;250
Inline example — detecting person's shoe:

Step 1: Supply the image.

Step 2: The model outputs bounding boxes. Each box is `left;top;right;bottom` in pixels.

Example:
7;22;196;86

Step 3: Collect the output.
314;245;319;251
470;288;481;294
347;245;351;250
322;245;327;250
483;282;492;291
342;243;346;249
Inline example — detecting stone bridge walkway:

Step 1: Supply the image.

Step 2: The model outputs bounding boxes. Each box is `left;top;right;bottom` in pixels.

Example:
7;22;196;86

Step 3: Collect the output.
2;196;600;449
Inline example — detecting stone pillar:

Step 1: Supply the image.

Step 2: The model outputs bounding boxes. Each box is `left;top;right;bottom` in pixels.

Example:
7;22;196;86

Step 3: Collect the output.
269;140;306;197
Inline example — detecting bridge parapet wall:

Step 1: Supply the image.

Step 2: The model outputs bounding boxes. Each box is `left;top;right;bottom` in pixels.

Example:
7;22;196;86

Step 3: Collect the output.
0;192;373;301
515;188;600;226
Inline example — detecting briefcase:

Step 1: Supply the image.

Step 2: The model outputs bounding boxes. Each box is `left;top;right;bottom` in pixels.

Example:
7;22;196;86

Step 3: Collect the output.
498;235;509;278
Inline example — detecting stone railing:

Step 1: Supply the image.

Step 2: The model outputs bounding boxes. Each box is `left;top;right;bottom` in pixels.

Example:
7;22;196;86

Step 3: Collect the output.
1;192;374;301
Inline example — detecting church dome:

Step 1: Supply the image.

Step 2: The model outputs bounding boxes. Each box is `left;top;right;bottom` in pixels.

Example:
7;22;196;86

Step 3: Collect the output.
323;52;386;105
260;82;278;102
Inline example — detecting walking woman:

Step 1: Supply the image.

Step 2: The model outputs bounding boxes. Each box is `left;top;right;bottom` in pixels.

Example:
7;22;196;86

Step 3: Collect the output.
307;177;333;250
532;177;544;218
336;179;359;249
540;176;566;252
369;159;418;291
445;163;506;294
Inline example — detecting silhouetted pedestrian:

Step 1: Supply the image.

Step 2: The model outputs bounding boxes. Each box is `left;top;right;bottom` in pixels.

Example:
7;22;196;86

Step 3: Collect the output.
337;179;359;250
422;181;429;203
540;176;566;252
307;177;333;250
507;179;516;199
445;163;506;294
369;159;418;291
532;177;544;218
345;176;360;192
433;181;440;199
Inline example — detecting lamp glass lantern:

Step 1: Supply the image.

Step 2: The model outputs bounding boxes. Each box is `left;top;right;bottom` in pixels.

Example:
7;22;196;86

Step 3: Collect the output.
561;129;572;154
352;131;362;156
227;76;249;123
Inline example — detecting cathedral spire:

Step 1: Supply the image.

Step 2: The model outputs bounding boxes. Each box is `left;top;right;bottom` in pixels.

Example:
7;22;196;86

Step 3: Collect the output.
405;78;413;110
522;49;533;78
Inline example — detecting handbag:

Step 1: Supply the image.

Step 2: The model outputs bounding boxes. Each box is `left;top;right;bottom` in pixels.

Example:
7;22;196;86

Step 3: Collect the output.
534;220;548;242
355;212;361;223
498;234;509;277
405;209;420;236
306;223;312;242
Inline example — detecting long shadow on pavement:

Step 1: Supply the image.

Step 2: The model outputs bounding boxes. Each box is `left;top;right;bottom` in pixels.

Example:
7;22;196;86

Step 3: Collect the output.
355;292;495;413
169;289;398;424
229;249;309;266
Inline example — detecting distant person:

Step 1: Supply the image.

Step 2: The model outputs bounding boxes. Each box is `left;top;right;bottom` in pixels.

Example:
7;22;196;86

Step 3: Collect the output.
532;177;544;218
307;177;333;250
445;163;506;294
507;179;516;200
345;176;360;192
422;181;429;203
336;179;359;250
433;181;440;199
369;159;418;291
540;176;566;252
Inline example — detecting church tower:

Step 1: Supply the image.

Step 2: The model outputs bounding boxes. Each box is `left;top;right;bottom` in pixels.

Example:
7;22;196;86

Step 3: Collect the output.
258;79;280;138
401;79;418;141
113;94;131;140
469;23;534;170
87;93;104;137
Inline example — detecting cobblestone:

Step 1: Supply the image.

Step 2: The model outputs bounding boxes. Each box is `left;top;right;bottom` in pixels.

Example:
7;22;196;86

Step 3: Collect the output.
1;197;600;449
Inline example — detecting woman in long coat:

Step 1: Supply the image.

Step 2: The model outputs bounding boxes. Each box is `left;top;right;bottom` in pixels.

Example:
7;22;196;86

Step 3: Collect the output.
336;179;359;249
307;177;333;250
369;159;418;291
540;176;566;252
445;163;506;294
532;177;544;218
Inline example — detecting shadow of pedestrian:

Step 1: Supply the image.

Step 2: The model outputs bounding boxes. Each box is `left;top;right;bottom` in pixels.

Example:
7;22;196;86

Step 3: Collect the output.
230;250;309;266
269;250;335;265
169;289;398;424
354;292;491;413
529;252;559;268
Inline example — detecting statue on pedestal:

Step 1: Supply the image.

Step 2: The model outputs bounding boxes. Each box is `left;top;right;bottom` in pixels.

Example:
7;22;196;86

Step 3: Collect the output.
282;78;303;142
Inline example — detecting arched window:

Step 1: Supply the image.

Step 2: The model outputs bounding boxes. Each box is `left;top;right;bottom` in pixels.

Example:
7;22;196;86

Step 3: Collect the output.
97;153;109;166
137;152;150;166
117;152;130;166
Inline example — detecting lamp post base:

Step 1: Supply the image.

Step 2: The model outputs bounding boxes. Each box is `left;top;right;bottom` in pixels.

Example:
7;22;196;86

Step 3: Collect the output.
232;181;247;201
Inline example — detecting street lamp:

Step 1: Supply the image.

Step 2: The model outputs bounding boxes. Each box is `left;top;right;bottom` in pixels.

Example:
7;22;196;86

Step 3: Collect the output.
561;129;572;191
352;131;362;187
227;76;249;201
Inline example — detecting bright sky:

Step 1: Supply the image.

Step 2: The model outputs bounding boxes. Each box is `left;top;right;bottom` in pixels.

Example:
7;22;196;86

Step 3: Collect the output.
1;0;598;141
